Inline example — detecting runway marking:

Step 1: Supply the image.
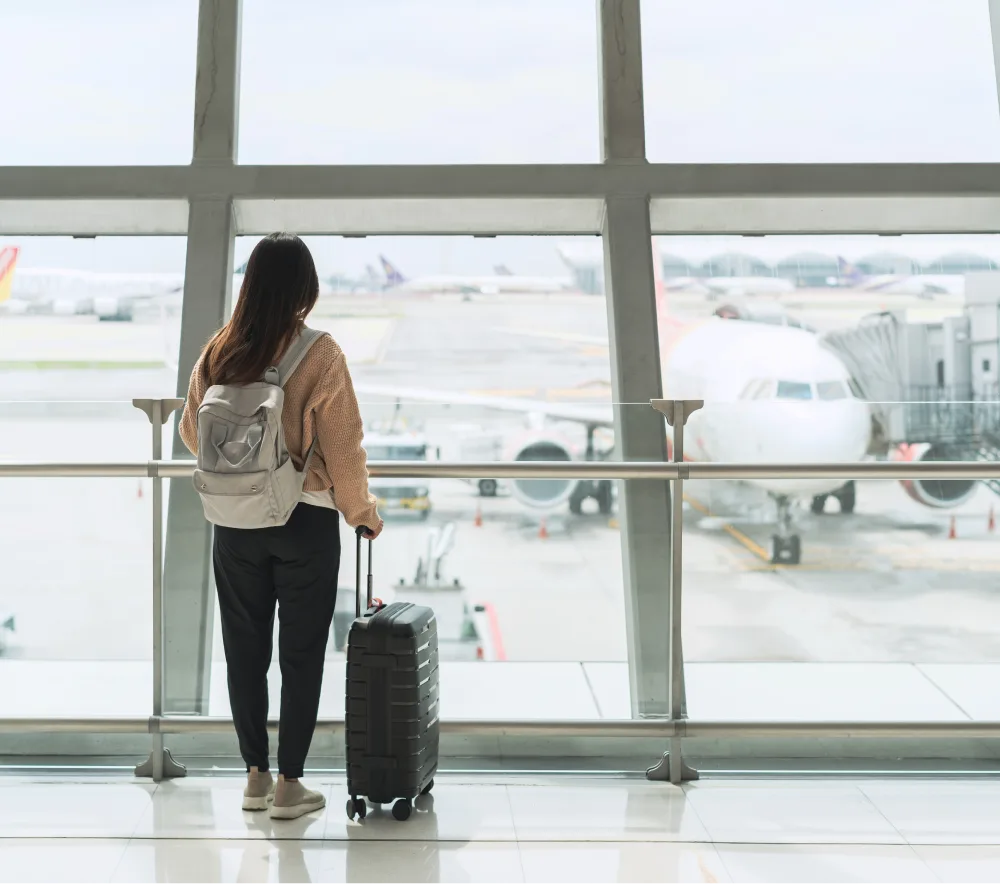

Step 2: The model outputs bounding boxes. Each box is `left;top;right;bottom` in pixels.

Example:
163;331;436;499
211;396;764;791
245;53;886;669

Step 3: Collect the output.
683;493;771;563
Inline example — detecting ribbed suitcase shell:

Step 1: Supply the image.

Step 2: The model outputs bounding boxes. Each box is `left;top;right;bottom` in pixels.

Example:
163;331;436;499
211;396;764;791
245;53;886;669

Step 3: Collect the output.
345;600;440;804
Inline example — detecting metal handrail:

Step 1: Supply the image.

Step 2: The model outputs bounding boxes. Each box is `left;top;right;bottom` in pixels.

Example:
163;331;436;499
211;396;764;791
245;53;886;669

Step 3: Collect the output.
3;459;1000;481
4;394;1000;783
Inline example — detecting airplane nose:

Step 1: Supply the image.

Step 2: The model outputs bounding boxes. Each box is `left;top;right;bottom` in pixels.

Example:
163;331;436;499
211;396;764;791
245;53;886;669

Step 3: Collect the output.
718;399;870;496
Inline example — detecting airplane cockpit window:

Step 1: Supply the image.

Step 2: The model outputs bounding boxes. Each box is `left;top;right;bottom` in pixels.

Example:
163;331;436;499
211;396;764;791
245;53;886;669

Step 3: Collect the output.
816;380;848;401
740;379;776;400
776;380;814;400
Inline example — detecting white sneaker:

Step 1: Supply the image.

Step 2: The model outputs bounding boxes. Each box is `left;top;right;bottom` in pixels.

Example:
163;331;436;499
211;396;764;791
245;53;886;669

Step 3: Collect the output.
269;778;326;820
242;770;276;811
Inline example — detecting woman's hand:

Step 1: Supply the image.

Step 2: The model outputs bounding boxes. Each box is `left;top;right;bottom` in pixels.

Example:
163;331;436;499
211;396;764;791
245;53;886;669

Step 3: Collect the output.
361;519;384;540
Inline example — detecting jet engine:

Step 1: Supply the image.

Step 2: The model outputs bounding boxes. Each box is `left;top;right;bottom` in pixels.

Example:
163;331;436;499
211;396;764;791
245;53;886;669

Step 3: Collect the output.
507;434;579;510
896;442;977;508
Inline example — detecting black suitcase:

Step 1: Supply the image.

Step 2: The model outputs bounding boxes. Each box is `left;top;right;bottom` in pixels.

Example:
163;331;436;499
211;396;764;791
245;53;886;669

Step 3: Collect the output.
345;527;439;821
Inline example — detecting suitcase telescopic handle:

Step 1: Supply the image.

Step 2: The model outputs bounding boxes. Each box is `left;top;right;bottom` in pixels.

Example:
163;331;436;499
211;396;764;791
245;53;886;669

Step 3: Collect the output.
355;526;374;617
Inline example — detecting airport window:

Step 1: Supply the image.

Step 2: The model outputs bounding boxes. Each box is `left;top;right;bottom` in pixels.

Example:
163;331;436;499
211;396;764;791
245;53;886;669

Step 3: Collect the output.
211;234;626;718
0;236;187;713
238;0;599;163
1;1;198;164
642;0;1000;162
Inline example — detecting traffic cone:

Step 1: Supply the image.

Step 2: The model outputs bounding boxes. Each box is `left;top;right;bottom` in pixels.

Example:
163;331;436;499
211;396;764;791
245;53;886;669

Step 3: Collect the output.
990;507;996;533
538;518;549;540
474;505;483;528
949;515;957;539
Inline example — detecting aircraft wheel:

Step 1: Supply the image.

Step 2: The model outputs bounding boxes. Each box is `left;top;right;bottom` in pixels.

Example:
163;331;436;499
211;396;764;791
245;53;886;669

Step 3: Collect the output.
478;479;498;498
770;534;802;566
810;495;827;515
597;480;614;515
836;481;856;515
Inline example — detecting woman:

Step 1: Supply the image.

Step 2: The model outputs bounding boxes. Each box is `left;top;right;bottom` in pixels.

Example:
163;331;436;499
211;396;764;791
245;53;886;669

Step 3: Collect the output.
179;233;382;820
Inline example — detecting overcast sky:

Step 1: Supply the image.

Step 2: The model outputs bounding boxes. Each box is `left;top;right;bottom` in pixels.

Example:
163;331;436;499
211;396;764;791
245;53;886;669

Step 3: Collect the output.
3;0;999;273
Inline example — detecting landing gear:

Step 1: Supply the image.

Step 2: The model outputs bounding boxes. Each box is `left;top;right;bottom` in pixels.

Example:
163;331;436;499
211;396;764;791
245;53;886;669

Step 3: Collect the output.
478;479;498;498
810;481;856;516
568;480;614;516
770;494;802;565
835;480;856;515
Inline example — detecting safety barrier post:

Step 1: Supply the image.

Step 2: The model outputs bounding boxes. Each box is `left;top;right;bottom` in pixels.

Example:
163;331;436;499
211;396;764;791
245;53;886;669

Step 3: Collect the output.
132;398;186;781
648;399;703;784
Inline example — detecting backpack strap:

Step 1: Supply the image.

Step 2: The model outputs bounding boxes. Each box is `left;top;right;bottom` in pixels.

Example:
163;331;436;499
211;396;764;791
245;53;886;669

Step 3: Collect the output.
264;327;326;387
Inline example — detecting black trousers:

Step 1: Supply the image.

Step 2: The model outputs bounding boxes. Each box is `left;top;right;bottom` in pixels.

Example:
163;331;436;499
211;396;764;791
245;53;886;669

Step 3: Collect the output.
213;503;341;778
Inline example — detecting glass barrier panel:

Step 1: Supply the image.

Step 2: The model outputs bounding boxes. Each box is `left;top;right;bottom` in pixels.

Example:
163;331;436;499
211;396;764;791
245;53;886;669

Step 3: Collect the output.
0;474;153;718
238;0;599;163
1;1;198;164
672;399;1000;723
642;0;1000;162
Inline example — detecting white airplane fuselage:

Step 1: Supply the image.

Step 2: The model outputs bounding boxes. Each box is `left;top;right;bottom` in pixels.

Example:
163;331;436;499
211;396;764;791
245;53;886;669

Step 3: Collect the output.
663;317;871;497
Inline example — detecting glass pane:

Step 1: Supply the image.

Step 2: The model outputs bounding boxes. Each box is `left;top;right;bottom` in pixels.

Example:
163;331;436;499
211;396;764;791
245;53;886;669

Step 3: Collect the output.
642;0;1000;162
0;237;186;398
238;0;599;163
645;233;1000;721
1;1;198;165
207;235;626;720
0;237;185;716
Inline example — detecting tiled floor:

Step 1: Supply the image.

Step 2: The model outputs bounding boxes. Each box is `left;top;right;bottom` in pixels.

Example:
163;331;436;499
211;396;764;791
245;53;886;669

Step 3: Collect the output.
1;775;999;882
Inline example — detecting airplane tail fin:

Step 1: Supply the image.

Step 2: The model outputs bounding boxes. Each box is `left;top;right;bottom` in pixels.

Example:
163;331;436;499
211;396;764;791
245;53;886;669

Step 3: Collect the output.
0;246;19;304
837;256;865;287
379;255;407;287
494;264;513;276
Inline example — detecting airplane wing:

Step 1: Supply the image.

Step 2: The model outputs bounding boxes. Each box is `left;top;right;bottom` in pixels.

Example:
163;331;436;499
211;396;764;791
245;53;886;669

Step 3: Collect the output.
355;383;614;429
498;328;609;348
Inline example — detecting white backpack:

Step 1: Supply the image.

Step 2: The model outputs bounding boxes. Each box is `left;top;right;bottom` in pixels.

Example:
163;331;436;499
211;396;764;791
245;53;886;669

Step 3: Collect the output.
192;327;325;529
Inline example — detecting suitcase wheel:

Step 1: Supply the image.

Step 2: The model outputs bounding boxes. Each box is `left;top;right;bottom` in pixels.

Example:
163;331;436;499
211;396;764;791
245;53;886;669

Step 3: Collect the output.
392;798;412;821
421;778;434;796
346;796;367;821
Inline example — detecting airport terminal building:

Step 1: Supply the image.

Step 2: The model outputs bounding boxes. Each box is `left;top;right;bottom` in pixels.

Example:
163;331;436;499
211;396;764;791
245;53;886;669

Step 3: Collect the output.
4;1;1000;881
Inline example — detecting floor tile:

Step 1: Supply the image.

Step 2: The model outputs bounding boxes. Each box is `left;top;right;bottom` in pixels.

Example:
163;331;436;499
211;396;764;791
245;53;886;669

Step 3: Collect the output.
912;845;1000;883
114;839;524;883
131;779;330;840
684;784;904;844
0;839;129;883
306;841;525;883
517;842;730;883
324;784;517;841
0;783;153;837
111;838;322;884
860;781;1000;844
507;782;710;842
715;844;937;883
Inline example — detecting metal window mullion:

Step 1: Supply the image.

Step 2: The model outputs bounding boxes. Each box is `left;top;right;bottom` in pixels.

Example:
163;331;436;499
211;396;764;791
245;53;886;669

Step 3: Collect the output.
162;0;242;720
598;0;675;719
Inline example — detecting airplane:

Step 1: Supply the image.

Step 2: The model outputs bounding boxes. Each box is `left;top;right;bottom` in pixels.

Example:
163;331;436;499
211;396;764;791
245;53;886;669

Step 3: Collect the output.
836;257;964;297
0;250;320;321
0;246;184;321
357;241;877;565
377;255;577;296
666;275;796;299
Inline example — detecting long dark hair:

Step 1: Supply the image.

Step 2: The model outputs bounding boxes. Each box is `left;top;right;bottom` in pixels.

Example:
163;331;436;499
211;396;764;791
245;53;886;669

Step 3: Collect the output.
204;233;320;386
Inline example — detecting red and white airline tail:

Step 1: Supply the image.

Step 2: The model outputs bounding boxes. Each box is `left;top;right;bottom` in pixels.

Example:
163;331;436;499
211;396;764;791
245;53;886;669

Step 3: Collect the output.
0;247;19;304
